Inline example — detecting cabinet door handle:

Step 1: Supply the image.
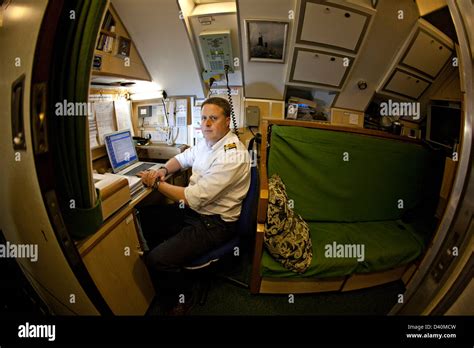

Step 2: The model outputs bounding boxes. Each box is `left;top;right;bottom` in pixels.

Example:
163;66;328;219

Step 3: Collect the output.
11;74;26;150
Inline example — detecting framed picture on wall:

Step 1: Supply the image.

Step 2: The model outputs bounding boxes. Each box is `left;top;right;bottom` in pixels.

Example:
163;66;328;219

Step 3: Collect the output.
116;36;131;58
246;19;288;63
92;54;102;71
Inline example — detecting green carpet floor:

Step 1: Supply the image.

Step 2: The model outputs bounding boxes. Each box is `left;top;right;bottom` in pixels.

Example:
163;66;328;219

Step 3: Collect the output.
187;278;404;316
147;252;405;316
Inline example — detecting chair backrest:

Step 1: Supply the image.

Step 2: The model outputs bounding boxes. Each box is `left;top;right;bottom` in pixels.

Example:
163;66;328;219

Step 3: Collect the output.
237;137;260;238
184;137;260;269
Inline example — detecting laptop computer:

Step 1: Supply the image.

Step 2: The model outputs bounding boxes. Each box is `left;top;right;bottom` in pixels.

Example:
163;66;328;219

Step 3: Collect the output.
104;129;161;177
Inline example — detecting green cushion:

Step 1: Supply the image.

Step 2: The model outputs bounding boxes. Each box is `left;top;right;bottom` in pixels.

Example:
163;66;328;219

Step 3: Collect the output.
268;126;435;222
261;220;426;278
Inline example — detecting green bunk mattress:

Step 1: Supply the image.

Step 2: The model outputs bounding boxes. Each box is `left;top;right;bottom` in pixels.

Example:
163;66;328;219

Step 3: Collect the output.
261;220;426;278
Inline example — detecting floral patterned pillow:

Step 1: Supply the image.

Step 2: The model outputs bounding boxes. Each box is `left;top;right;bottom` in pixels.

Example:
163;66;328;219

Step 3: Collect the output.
264;174;313;273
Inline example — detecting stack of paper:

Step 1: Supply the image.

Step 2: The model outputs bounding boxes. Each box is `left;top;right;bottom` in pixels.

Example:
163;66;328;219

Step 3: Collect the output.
94;102;116;145
88;112;99;148
114;173;143;197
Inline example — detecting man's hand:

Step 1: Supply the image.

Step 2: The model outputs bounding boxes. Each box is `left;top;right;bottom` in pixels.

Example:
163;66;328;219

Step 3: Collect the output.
137;168;166;187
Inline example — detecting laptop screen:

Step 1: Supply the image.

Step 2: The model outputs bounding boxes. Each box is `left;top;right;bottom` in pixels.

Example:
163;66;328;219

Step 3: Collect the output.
104;130;138;173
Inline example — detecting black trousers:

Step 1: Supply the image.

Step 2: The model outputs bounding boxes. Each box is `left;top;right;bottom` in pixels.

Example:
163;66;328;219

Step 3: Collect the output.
137;204;236;305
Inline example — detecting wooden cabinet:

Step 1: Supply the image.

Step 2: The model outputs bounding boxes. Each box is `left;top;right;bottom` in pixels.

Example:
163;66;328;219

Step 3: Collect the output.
297;0;370;53
93;5;151;81
330;107;364;128
378;19;454;100
288;0;372;92
81;213;155;315
400;29;452;79
290;48;352;88
383;69;431;99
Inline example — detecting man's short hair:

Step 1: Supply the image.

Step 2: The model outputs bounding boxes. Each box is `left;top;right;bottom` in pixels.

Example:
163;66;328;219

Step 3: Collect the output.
201;97;231;118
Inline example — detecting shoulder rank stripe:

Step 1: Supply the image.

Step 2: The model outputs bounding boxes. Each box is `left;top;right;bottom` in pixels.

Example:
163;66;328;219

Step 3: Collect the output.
224;143;237;151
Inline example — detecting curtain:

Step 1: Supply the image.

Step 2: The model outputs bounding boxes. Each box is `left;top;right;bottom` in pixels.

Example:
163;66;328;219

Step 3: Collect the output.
49;0;107;239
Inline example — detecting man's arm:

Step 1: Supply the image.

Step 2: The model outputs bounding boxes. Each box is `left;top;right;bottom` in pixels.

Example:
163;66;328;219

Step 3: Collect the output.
162;157;182;176
138;157;189;205
156;182;188;205
138;157;182;185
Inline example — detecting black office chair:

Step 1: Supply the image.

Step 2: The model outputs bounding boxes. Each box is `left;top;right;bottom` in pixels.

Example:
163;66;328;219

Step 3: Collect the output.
184;137;260;304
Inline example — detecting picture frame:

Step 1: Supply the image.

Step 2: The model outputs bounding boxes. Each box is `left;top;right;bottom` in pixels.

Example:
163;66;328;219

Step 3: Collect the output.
116;36;131;58
92;54;102;71
287;103;298;119
246;19;288;63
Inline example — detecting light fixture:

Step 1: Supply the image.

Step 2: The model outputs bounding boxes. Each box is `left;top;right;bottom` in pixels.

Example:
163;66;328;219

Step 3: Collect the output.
129;90;164;101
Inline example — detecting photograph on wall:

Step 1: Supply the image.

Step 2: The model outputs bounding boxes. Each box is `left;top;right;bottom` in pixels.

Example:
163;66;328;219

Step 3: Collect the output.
246;20;288;63
116;36;131;58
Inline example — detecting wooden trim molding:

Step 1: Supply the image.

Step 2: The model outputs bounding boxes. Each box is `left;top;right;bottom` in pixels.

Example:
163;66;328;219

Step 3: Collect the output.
250;223;265;294
263;118;423;144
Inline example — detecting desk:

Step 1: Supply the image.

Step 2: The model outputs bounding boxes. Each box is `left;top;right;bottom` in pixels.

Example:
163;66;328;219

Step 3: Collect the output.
76;170;189;315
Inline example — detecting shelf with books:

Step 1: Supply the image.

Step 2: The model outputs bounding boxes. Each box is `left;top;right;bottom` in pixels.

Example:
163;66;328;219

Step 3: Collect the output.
96;32;115;54
92;4;151;81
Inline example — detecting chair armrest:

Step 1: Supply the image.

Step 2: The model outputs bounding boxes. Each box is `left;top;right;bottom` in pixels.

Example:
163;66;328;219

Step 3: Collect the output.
250;223;265;294
257;160;268;224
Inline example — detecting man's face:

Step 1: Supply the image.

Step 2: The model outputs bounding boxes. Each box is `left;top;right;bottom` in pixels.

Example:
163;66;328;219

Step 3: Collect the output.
201;103;230;145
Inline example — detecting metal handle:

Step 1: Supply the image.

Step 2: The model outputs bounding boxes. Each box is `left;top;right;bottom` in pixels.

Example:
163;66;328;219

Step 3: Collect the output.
11;74;26;150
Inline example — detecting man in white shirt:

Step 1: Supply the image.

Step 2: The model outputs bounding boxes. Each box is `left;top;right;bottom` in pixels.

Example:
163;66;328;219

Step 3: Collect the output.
138;97;250;315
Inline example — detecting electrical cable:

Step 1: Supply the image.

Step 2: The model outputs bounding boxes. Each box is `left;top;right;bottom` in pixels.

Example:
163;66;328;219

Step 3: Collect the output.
224;65;239;139
161;91;172;143
207;77;215;98
162;97;169;127
248;126;256;137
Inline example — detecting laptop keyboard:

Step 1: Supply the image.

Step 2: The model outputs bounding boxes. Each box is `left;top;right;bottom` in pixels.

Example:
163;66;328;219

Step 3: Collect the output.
124;163;156;176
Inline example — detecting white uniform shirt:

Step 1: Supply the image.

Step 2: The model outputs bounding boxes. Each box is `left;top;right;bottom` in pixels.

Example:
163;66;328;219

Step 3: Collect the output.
175;131;251;222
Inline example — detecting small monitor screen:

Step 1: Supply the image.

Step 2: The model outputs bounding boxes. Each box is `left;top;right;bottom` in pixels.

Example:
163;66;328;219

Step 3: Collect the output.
138;105;152;117
105;130;138;172
428;105;461;148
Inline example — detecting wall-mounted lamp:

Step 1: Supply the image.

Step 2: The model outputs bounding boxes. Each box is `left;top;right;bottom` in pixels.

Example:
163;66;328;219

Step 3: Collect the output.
357;80;368;90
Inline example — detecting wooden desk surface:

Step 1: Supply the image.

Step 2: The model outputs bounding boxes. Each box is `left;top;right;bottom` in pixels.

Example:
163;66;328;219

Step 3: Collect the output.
75;169;190;257
76;186;153;257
